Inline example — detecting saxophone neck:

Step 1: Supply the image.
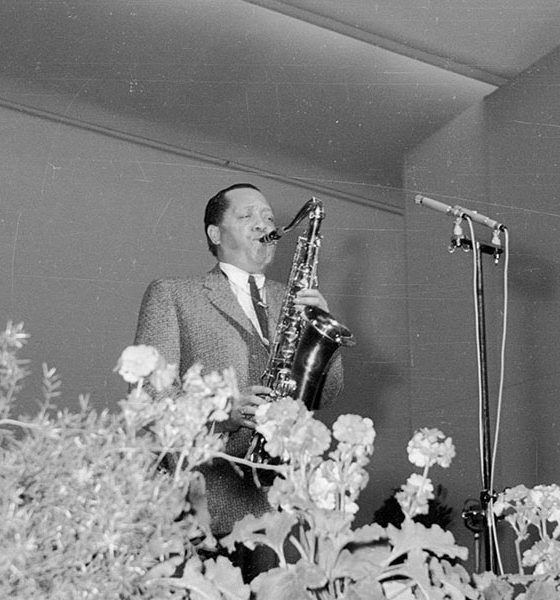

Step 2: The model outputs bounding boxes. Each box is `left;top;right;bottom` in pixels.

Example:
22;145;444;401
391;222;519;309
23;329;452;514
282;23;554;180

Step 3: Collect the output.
284;197;323;234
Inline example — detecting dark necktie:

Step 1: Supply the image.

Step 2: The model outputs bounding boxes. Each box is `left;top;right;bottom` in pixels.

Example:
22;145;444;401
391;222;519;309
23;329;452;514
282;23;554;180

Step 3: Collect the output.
248;275;269;341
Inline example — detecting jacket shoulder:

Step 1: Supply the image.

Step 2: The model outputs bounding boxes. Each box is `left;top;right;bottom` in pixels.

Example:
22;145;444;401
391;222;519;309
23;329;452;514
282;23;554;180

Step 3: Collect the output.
144;276;205;295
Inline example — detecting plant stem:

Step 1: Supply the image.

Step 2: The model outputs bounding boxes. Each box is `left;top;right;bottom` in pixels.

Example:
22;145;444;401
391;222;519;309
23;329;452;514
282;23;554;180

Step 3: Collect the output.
514;538;524;575
212;450;283;472
0;418;42;429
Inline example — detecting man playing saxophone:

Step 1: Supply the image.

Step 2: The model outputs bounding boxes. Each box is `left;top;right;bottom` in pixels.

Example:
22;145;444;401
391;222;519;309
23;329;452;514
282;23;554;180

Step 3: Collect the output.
133;183;344;580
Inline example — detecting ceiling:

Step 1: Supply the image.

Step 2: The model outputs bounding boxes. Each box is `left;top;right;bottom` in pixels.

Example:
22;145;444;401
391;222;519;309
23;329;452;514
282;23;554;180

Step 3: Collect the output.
0;0;559;190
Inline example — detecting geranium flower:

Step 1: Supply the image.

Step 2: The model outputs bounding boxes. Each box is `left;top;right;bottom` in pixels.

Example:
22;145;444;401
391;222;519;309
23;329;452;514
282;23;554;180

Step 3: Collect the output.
407;428;455;469
309;462;338;511
333;414;376;449
523;538;560;574
396;473;435;518
114;345;162;384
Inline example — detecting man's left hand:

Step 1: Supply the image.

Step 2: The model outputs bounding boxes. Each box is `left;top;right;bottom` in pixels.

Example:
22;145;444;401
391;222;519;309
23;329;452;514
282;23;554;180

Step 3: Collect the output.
293;288;329;313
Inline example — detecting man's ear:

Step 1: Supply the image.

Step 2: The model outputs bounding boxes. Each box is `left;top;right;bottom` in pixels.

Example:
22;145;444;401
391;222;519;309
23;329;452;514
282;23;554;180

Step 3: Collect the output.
207;224;221;246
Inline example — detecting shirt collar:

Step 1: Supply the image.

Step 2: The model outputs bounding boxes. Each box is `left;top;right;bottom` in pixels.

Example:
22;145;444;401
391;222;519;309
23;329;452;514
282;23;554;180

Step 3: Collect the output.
219;262;266;289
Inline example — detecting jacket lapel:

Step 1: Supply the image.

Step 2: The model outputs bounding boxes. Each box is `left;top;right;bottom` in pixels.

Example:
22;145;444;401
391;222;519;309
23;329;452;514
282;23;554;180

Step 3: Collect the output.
265;281;283;339
203;265;256;336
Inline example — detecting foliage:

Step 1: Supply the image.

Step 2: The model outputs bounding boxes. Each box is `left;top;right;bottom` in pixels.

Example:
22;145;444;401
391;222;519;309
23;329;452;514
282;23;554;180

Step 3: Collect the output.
0;325;249;599
0;323;488;599
222;401;478;599
474;484;560;599
373;484;453;531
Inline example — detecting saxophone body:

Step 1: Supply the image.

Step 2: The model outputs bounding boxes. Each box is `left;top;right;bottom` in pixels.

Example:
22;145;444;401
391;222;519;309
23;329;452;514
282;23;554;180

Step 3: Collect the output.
245;197;354;466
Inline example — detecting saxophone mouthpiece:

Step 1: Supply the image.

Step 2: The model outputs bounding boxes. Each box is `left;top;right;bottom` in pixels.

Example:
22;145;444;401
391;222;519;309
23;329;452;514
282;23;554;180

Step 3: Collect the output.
259;230;282;244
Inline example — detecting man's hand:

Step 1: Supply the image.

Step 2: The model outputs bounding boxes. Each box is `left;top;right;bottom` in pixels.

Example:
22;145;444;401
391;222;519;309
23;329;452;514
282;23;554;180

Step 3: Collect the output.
224;385;272;431
294;288;329;313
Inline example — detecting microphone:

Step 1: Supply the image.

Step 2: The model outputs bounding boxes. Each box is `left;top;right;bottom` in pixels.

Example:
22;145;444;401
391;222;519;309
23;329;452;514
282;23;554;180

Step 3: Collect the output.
415;194;505;231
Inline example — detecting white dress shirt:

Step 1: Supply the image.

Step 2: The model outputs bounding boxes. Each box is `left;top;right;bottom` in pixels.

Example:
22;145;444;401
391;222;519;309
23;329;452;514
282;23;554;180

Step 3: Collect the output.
219;262;268;343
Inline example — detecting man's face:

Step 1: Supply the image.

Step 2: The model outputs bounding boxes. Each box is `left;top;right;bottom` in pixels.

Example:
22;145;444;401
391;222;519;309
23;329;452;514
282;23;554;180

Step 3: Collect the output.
209;187;277;273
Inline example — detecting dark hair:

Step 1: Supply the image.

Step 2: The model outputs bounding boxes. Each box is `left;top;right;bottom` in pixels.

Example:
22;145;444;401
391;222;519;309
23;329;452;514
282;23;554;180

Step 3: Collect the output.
204;183;261;256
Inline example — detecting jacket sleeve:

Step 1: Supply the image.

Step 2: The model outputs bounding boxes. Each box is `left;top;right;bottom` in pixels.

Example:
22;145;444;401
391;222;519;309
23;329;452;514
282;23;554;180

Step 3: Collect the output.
321;351;344;407
134;279;183;392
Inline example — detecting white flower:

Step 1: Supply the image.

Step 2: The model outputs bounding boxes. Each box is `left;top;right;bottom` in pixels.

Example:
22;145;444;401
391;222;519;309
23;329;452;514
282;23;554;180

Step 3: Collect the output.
149;362;177;392
522;539;560;574
333;414;375;449
114;345;162;384
407;428;455;469
396;473;435;518
309;463;337;511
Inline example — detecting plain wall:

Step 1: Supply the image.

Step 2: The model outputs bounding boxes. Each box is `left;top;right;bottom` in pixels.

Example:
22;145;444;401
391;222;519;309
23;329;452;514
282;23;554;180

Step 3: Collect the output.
404;45;560;566
0;101;411;525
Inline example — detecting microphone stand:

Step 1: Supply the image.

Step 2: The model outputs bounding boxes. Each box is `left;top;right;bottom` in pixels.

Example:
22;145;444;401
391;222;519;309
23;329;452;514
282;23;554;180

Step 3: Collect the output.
449;229;502;573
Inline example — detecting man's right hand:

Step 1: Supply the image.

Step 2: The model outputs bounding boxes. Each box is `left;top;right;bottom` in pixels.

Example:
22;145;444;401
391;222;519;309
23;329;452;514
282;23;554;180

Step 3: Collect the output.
225;385;272;431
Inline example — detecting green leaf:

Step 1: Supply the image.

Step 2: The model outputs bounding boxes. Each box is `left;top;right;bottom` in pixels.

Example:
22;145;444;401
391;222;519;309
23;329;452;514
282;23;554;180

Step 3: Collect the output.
390;548;433;596
221;511;297;560
188;471;214;538
351;523;388;545
386;519;468;563
434;559;479;600
203;555;251;600
332;545;391;581
341;576;387;599
171;557;223;599
251;566;315;600
525;577;560;600
294;559;328;590
473;571;514;600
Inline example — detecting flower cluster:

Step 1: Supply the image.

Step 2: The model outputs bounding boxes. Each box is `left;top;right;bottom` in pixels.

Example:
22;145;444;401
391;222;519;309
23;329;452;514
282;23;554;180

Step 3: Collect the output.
117;346;235;475
474;484;560;598
407;427;456;469
254;398;373;516
0;322;479;600
223;402;474;599
396;427;455;519
493;483;560;575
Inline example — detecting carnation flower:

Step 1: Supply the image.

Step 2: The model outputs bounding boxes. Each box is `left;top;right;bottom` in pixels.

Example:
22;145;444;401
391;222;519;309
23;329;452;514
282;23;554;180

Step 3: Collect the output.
149;361;177;392
114;345;162;384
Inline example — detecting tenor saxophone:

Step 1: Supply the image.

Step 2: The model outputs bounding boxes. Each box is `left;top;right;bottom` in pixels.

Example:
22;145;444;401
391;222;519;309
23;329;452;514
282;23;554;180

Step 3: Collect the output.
245;197;355;467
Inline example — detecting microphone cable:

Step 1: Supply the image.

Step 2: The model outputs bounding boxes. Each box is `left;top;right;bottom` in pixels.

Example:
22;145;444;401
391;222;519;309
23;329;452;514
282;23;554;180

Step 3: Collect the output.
465;217;509;575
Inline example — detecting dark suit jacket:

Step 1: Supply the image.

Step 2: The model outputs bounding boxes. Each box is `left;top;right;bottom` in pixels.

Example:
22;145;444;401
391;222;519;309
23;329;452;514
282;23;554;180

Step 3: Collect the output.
134;264;343;535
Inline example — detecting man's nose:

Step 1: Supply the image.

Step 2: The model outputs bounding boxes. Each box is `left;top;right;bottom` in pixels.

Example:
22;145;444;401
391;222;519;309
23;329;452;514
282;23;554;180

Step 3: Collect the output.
252;216;267;231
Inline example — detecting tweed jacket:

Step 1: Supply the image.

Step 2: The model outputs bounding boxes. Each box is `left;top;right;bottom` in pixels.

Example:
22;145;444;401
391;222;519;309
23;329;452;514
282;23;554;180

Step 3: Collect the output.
134;264;343;535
